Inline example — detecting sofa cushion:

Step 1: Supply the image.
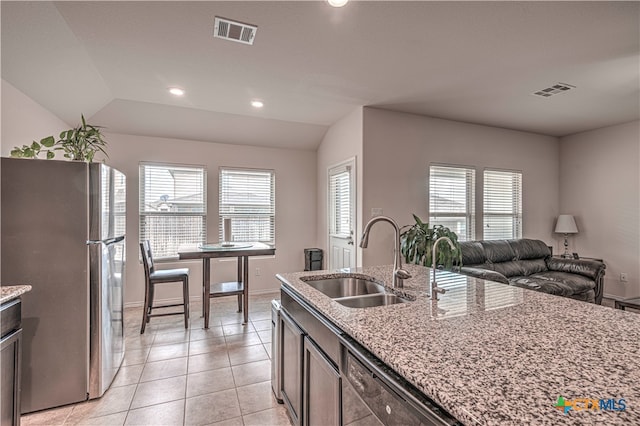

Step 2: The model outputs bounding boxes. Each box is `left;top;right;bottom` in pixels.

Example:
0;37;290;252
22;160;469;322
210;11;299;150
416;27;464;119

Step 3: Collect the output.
510;271;595;296
519;258;548;276
481;240;516;263
546;257;604;280
492;260;525;278
457;266;509;284
508;239;551;260
458;241;486;265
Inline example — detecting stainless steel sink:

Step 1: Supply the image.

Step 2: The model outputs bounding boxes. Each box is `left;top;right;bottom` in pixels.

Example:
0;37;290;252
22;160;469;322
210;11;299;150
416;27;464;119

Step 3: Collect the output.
334;294;409;308
302;277;385;299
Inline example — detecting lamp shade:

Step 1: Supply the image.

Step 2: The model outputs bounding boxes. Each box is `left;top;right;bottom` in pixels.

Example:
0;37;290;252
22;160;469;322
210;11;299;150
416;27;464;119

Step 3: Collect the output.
555;215;578;234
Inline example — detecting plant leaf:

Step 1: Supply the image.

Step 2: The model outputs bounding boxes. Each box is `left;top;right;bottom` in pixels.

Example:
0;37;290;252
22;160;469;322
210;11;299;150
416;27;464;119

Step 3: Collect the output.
40;136;56;147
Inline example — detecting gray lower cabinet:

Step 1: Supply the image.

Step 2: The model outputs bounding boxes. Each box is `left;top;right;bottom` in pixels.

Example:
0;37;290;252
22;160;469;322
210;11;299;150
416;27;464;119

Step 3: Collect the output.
280;309;304;426
303;336;341;426
1;298;23;426
280;287;343;426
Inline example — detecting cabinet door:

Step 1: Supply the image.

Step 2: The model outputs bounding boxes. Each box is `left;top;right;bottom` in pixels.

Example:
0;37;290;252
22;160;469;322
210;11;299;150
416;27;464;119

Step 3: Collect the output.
1;329;22;426
303;336;340;426
280;310;304;426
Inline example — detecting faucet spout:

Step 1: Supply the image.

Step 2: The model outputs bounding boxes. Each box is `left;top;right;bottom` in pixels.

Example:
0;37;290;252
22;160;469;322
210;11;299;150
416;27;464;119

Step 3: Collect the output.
431;236;455;299
359;216;411;288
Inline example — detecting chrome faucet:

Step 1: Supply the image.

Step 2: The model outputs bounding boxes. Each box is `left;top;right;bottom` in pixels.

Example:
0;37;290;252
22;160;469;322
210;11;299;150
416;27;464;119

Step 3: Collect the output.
360;216;411;288
431;236;455;299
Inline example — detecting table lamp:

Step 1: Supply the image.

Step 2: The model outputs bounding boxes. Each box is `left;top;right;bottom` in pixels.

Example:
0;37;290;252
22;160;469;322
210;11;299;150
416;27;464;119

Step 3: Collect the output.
555;214;578;258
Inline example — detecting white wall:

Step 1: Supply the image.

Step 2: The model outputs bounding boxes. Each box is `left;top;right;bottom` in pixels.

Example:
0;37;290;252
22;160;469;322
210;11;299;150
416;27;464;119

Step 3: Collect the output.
316;107;364;266
1;79;69;155
560;120;640;299
361;107;560;266
105;133;317;306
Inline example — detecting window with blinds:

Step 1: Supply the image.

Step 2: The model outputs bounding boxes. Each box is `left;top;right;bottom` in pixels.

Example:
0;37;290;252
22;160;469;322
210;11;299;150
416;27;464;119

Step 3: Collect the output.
219;168;275;244
429;164;476;241
329;166;351;237
483;169;522;240
139;163;206;259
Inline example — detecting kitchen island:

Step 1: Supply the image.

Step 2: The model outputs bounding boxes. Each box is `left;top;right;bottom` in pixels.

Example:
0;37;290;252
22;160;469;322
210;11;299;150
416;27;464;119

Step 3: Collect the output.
276;265;639;425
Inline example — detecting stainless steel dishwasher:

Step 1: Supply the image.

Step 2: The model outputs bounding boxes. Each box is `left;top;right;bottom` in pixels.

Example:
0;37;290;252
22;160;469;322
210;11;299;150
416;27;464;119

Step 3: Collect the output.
270;299;283;403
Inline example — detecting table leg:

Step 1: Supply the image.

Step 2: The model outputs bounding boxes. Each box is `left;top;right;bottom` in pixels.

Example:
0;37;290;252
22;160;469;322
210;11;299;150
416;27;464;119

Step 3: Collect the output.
237;256;243;313
203;258;211;329
243;255;249;324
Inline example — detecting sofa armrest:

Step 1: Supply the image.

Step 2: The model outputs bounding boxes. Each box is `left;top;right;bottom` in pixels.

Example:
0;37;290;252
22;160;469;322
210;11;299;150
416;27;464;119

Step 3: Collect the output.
455;266;509;285
545;257;606;304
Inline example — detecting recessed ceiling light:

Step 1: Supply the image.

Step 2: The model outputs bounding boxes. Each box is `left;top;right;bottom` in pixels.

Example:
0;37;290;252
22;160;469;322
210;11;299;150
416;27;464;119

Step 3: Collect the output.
251;100;264;108
169;87;185;96
327;0;348;7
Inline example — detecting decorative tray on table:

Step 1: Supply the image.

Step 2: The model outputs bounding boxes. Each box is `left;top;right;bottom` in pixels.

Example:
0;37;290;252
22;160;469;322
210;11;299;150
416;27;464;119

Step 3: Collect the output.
198;243;253;251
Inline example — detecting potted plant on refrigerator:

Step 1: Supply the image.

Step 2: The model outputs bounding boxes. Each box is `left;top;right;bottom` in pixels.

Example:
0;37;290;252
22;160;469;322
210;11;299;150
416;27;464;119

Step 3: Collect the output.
10;115;108;162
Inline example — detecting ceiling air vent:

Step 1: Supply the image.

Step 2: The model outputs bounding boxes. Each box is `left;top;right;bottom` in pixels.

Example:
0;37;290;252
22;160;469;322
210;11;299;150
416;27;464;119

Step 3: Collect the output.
532;82;576;98
213;17;257;45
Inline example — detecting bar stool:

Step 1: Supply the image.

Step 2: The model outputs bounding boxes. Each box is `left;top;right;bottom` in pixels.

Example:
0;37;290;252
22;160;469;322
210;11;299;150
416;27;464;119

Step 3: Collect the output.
140;240;190;334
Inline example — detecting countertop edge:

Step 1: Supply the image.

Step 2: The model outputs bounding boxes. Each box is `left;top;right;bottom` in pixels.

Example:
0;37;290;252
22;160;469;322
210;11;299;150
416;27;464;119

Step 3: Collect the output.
1;285;33;304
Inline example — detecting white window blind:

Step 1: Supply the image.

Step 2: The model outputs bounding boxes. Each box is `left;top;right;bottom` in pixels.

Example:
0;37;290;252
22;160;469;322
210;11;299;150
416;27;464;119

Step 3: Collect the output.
483;169;522;240
139;163;206;259
219;168;275;244
329;166;351;237
429;164;476;241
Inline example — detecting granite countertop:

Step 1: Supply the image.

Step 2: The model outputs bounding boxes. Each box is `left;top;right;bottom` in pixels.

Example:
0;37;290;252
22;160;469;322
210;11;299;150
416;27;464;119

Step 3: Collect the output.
0;285;32;304
277;265;640;425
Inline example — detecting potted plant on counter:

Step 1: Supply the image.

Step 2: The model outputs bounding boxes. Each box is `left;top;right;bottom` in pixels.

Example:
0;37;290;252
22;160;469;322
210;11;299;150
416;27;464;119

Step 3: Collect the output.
10;115;108;162
400;214;462;269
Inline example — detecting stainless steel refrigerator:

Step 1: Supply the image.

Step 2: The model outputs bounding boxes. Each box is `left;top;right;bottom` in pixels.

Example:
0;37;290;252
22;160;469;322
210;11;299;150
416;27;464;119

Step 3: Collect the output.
1;157;126;414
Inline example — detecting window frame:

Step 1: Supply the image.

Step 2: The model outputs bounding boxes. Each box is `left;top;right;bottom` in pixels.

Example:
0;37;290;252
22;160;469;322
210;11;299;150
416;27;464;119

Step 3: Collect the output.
428;163;476;241
219;167;276;245
482;168;523;240
139;162;207;260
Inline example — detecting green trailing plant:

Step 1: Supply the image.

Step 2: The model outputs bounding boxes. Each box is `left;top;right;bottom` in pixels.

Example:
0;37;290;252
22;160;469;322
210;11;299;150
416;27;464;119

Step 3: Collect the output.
10;136;57;159
10;115;108;162
400;214;462;270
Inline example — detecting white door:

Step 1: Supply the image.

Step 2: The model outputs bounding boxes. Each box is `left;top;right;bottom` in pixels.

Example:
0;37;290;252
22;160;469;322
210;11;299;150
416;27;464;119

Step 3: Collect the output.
328;158;356;270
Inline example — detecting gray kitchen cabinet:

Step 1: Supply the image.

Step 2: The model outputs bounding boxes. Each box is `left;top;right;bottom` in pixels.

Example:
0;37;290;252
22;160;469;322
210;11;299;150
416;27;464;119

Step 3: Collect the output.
280;286;343;426
303;336;341;426
280;309;304;426
1;298;23;426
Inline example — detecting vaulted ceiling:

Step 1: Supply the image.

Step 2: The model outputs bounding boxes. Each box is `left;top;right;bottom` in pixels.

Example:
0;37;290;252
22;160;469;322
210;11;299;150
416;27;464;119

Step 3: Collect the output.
2;1;638;150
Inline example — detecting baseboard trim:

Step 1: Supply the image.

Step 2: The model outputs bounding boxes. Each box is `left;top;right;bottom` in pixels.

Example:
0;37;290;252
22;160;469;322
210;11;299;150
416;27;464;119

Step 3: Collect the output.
124;289;280;309
603;293;624;301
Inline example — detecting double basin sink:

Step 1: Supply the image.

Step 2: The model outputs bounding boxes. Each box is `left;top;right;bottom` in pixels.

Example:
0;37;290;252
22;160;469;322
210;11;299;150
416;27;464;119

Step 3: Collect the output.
301;276;410;308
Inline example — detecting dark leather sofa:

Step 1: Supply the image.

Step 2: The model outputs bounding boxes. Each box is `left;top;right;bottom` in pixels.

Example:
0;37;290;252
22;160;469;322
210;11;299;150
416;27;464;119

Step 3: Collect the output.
454;239;605;304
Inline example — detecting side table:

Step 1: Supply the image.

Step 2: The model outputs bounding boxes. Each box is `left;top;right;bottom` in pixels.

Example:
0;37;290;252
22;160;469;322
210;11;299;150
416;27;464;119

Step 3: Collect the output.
614;297;640;311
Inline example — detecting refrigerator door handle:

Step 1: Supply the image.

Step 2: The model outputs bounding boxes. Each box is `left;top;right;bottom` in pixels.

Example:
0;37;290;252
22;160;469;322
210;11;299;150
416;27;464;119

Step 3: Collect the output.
86;236;125;246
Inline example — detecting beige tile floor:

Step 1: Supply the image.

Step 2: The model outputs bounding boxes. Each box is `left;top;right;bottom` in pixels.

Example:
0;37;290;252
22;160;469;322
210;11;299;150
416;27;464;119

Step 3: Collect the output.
21;293;292;426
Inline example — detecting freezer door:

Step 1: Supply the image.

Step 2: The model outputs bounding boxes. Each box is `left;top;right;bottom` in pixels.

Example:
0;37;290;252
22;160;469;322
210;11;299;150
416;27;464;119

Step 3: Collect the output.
89;163;126;241
1;158;89;413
